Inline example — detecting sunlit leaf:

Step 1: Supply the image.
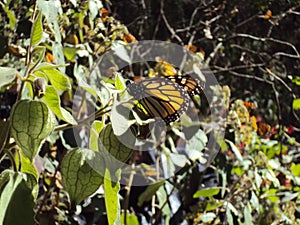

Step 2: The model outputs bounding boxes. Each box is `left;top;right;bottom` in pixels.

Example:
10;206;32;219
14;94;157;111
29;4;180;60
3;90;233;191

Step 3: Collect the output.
104;169;121;225
41;68;71;91
281;192;299;202
0;170;34;225
292;98;300;110
115;73;126;91
61;148;104;205
111;41;131;64
291;163;300;177
193;187;220;198
138;181;165;207
244;203;254;225
226;140;243;163
200;212;216;223
0;67;17;88
89;120;104;151
31;11;43;46
120;212;139;225
43;86;77;125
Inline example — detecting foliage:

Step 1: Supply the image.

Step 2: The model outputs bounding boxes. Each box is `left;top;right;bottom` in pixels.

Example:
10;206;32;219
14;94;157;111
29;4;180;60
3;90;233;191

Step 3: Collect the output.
0;0;299;225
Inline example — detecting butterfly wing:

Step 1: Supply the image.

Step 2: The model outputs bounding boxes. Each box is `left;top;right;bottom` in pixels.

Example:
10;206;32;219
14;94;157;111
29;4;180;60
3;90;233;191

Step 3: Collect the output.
127;77;189;125
167;75;205;97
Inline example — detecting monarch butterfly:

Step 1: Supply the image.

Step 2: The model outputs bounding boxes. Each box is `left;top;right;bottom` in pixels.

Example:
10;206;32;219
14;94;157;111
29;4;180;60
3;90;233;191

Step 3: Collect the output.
126;77;189;125
167;75;205;97
257;121;271;136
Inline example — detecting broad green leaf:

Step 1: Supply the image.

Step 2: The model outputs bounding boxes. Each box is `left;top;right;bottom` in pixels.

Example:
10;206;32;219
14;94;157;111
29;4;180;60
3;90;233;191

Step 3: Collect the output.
115;73;126;91
291;163;300;177
111;100;136;136
292;98;300;110
281;192;299;202
63;47;77;62
138;181;165;207
186;129;208;161
157;185;170;218
15;151;38;181
193;187;220;198
120;212;139;225
0;120;9;151
104;169;121;225
98;124;134;163
244;203;254;225
266;189;279;203
205;200;224;211
111;41;131;64
89;120;104;151
10;100;56;161
61;148;104;205
226;140;243;163
0;171;34;225
250;191;260;213
43;86;77;125
89;0;103;21
0;67;17;88
41;68;71;91
226;207;234;225
31;11;43;46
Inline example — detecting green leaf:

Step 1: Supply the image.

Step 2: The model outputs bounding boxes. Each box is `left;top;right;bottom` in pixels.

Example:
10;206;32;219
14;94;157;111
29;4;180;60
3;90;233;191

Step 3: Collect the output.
98;124;134;163
111;101;136;136
291;163;300;177
186;129;208;161
3;6;16;29
0;171;35;225
226;207;234;225
15;151;38;181
200;212;216;223
292;98;300;110
282;192;299;202
0;67;17;88
205;200;224;211
73;66;97;96
89;0;103;21
138;181;165;207
226;140;243;163
31;11;43;46
104;169;121;225
63;47;77;62
43;86;77;125
244;203;254;225
61;148;104;205
52;42;66;73
0;120;9;151
193;187;220;198
120;212;139;225
111;41;131;64
115;73;126;91
266;189;279;203
89;120;104;151
41;68;71;91
10;100;56;161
